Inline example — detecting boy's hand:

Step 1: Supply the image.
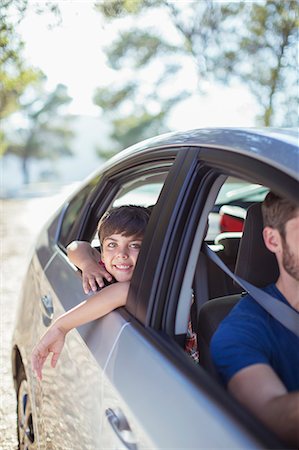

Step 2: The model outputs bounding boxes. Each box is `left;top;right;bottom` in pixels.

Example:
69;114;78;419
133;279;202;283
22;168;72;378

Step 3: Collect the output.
31;325;66;381
81;260;113;294
67;241;113;294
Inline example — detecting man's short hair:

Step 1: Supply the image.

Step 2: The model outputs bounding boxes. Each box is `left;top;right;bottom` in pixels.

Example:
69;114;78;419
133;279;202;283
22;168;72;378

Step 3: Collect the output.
98;205;151;244
262;191;298;237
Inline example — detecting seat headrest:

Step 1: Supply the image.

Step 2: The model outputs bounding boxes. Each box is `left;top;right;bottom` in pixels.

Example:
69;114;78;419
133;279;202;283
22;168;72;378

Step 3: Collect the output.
214;232;242;261
235;203;279;287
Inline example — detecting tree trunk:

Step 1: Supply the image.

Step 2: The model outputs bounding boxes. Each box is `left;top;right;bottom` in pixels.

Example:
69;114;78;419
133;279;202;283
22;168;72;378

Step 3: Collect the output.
22;157;30;184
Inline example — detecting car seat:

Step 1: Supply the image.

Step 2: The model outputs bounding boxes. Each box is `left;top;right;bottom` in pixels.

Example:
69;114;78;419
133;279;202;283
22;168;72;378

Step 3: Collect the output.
197;202;279;376
207;232;243;299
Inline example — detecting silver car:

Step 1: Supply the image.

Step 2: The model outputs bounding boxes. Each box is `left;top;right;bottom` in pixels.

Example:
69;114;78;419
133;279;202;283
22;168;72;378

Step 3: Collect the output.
12;128;298;449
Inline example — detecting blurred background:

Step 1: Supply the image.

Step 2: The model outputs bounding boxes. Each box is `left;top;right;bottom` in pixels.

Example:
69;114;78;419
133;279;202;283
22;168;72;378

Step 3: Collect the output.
0;1;298;448
1;0;298;197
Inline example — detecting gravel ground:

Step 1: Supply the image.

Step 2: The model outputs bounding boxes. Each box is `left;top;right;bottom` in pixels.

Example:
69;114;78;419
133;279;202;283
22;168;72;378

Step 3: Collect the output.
0;194;68;449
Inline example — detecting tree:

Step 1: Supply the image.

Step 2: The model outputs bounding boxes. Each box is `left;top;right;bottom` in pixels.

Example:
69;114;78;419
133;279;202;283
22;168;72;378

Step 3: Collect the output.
0;0;60;154
93;0;298;157
5;84;74;184
1;0;72;184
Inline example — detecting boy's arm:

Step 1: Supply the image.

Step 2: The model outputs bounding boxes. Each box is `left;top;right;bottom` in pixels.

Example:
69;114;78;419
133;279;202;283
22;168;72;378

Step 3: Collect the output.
228;364;299;447
67;241;112;293
32;281;129;380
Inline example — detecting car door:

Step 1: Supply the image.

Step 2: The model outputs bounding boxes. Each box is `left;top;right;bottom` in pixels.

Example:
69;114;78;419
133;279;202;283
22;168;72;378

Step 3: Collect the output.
30;149;176;449
98;147;284;449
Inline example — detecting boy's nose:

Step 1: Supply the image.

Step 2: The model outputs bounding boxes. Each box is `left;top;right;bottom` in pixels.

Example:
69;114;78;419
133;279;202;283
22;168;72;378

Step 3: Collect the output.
117;249;128;258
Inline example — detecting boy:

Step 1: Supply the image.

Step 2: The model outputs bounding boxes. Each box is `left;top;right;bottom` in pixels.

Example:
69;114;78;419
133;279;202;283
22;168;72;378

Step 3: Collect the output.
31;205;151;381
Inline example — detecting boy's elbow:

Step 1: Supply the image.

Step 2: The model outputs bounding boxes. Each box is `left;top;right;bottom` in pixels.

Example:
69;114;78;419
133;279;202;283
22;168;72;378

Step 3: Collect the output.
66;241;79;257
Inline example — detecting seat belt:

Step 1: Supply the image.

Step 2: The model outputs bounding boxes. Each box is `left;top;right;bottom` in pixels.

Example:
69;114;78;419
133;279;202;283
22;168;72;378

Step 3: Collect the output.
202;243;299;337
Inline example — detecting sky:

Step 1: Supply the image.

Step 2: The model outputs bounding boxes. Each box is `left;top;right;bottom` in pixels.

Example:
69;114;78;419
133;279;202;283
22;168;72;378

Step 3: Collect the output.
18;1;259;130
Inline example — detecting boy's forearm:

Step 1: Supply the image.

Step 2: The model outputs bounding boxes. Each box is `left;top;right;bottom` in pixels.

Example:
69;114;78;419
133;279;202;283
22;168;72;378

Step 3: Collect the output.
55;282;129;333
67;241;99;269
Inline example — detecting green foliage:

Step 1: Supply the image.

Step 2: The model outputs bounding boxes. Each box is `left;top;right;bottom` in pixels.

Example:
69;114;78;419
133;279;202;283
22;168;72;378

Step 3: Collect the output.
5;83;74;183
96;109;168;160
96;0;161;18
94;0;298;158
0;2;41;120
106;30;179;70
94;83;137;110
0;0;61;154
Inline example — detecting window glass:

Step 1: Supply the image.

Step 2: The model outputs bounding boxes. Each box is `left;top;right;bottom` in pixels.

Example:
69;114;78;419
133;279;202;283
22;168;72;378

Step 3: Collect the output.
207;177;268;241
59;181;97;248
113;182;164;207
91;172;168;247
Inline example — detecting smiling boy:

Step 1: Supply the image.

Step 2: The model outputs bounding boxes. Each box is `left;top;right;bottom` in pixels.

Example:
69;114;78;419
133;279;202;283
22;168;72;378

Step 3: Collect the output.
31;205;150;380
98;206;146;283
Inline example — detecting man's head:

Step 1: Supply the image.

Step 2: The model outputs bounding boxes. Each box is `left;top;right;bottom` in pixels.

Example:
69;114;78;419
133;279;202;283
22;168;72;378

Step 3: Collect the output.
98;205;151;282
262;192;299;281
262;191;298;239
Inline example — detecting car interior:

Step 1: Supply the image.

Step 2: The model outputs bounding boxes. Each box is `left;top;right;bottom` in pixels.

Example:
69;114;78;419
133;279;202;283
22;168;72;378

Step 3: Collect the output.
197;202;279;378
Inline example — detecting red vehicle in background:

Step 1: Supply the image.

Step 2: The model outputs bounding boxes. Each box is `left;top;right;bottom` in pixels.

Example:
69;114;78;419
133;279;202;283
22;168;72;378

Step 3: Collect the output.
215;183;268;233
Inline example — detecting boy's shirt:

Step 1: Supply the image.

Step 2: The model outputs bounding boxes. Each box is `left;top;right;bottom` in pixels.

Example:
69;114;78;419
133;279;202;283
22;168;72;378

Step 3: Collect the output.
99;260;199;363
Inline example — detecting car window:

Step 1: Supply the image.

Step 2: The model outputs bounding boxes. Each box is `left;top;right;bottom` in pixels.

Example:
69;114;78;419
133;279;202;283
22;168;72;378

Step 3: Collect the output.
91;173;167;247
59;180;98;249
172;174;270;353
207;178;268;240
113;183;164;207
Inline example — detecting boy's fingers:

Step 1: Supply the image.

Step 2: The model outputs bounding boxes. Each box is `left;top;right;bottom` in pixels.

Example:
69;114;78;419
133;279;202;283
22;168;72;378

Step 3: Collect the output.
99;266;112;282
36;367;42;381
51;352;60;368
95;275;105;289
83;277;92;294
31;354;43;381
90;277;99;291
104;271;113;282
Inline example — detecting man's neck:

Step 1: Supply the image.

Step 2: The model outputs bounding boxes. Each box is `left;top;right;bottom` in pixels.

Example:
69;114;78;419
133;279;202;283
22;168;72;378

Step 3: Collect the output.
276;276;299;312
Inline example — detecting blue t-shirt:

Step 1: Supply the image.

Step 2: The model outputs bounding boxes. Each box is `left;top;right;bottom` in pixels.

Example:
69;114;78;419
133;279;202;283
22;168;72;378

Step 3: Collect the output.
210;284;299;391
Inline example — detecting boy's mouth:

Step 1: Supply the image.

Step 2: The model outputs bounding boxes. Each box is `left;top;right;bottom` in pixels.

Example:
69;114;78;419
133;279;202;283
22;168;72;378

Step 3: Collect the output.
114;264;132;270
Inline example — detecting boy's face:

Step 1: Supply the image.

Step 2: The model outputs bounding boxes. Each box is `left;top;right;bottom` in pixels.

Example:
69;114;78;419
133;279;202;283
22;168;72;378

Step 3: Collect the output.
101;233;143;282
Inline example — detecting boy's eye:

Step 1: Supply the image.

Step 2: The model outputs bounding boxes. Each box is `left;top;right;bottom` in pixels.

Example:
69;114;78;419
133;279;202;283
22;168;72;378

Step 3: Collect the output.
107;242;117;248
130;242;141;249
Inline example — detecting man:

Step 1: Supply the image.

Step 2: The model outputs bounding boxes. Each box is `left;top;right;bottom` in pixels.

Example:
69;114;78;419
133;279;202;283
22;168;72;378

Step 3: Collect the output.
211;191;299;447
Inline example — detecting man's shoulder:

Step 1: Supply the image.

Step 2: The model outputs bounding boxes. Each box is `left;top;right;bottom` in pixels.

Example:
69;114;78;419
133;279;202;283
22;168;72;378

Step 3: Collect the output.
211;285;277;343
225;283;279;321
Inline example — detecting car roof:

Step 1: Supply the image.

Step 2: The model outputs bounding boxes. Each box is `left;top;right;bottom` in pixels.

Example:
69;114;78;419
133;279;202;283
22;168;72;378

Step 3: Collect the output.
100;128;298;180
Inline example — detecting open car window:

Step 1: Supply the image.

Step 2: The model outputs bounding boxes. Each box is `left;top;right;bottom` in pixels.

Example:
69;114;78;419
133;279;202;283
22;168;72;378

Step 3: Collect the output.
90;173;167;247
207;177;268;241
172;174;270;352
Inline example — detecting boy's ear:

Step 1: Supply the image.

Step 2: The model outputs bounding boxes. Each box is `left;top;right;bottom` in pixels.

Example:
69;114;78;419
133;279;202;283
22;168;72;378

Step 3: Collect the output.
263;227;281;254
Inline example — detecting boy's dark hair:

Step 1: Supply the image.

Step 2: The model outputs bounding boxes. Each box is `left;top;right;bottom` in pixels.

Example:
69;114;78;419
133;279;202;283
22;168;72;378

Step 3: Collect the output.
262;191;299;238
97;205;151;244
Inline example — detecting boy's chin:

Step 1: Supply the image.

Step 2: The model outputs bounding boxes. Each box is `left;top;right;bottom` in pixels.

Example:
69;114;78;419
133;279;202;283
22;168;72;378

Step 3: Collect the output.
114;274;132;283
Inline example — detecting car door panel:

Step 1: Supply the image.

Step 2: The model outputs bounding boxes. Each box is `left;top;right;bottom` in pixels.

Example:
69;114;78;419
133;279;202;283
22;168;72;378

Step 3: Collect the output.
100;320;264;449
31;253;127;449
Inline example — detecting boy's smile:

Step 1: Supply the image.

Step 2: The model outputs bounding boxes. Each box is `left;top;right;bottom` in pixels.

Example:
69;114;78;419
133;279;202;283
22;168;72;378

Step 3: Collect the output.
101;233;143;282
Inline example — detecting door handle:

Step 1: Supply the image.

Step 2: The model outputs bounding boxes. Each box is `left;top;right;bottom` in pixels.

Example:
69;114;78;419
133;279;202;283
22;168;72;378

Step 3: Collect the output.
105;408;137;450
40;295;54;326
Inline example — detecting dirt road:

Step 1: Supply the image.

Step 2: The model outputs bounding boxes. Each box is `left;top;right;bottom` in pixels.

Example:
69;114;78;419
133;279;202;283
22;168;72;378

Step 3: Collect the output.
0;194;68;449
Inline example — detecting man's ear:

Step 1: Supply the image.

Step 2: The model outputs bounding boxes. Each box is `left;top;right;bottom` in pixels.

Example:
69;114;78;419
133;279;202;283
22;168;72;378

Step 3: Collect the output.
263;227;281;254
